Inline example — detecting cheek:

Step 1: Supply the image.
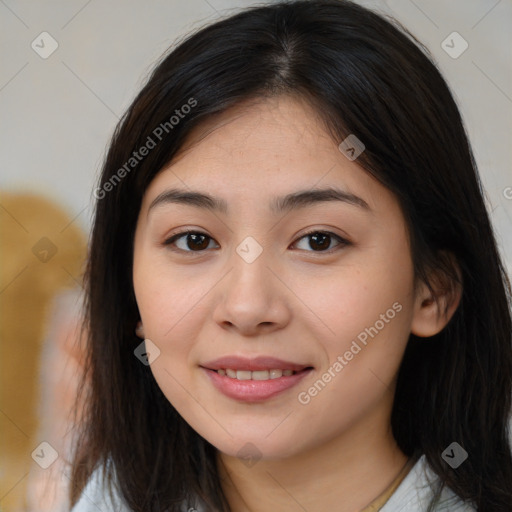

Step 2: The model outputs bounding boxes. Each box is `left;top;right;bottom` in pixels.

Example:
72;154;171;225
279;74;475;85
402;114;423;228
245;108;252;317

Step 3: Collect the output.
292;257;413;344
132;254;219;401
133;248;211;338
133;267;204;411
290;246;415;396
290;273;413;446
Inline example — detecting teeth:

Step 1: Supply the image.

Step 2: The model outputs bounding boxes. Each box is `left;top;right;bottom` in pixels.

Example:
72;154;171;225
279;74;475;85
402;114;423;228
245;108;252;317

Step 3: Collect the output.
217;368;298;380
252;370;270;380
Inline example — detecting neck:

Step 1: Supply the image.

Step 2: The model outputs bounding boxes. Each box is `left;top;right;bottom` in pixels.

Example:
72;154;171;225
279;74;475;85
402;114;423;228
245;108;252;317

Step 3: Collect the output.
216;401;408;512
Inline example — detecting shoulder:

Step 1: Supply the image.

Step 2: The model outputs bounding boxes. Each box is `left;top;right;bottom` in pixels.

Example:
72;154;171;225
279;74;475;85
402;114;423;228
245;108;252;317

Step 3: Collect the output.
380;454;476;511
70;462;130;512
72;454;477;512
70;462;204;512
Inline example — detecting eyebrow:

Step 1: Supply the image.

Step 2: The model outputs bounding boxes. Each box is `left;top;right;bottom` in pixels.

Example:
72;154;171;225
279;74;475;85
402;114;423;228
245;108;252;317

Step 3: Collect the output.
148;186;370;216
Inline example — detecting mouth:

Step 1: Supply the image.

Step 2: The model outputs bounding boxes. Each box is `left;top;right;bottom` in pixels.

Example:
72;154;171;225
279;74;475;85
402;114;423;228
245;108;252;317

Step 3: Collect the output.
210;368;310;380
200;356;314;402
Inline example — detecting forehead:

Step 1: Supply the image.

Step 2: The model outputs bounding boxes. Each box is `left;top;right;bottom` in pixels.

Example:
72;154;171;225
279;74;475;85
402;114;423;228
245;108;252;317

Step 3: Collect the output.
141;94;396;218
173;95;336;166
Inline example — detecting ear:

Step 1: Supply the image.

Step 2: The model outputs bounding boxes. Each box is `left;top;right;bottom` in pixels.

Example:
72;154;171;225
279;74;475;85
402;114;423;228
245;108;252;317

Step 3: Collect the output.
135;321;145;339
411;253;462;338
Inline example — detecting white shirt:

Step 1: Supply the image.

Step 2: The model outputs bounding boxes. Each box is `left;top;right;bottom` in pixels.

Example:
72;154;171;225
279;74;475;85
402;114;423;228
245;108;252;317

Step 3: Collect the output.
71;454;476;511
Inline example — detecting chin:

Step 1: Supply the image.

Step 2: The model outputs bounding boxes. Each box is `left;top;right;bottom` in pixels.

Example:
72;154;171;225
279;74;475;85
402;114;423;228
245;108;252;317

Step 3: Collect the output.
201;430;308;462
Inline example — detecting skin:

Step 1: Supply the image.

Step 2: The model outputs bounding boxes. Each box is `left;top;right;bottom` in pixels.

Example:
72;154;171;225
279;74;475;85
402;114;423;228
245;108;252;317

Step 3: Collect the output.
132;94;460;512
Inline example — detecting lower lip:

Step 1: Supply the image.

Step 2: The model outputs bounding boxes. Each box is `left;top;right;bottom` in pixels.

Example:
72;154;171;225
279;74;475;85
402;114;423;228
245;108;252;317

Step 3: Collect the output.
201;367;313;402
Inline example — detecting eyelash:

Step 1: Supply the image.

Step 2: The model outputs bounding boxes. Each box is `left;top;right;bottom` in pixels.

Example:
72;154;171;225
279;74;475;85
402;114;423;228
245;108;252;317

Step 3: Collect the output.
162;229;350;255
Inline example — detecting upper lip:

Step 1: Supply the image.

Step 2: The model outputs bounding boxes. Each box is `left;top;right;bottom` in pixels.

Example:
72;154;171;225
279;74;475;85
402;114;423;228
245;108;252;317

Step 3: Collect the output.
200;356;313;372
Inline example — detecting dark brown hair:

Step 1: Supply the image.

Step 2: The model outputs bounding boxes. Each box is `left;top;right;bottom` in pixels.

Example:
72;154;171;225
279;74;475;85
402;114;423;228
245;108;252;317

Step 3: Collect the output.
69;1;512;510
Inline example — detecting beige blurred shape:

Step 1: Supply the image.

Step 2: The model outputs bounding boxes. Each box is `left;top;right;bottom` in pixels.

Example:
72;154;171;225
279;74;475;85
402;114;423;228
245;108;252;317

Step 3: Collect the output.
0;192;87;512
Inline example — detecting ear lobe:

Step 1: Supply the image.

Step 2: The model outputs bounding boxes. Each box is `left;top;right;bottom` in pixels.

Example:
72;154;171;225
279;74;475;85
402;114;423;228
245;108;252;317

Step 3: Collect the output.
411;256;462;338
135;321;145;339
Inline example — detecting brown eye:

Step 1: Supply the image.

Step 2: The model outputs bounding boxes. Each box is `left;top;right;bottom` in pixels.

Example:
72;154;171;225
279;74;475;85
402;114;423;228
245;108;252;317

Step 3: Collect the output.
292;231;349;252
164;231;217;252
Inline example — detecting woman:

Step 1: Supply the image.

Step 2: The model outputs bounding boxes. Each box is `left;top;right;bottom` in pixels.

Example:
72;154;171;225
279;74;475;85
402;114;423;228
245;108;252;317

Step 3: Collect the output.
69;1;512;510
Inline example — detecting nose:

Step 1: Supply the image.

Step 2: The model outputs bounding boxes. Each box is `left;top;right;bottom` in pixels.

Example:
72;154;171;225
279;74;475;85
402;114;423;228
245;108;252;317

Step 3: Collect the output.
212;243;292;337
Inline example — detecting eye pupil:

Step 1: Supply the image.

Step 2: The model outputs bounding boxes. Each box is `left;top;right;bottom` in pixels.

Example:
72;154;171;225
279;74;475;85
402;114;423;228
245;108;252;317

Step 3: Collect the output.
309;232;331;251
188;233;209;250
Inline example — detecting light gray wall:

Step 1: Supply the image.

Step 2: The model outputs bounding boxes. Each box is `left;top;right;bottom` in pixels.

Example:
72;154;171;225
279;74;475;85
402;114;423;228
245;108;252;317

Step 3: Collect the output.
1;0;511;274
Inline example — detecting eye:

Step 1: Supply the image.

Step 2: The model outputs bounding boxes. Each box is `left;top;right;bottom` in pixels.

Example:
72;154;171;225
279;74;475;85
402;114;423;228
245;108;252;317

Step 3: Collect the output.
291;230;349;252
163;230;219;252
163;229;350;254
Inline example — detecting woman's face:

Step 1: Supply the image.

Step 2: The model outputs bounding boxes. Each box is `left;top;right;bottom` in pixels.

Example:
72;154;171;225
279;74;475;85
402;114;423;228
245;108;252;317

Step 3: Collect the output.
133;94;420;460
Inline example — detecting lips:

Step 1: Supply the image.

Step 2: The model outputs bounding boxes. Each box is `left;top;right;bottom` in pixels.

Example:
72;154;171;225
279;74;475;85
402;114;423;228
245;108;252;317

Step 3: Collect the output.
200;356;314;402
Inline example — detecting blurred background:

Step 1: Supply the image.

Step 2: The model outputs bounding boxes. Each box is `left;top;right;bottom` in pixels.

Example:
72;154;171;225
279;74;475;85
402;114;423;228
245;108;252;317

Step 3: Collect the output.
0;0;510;510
